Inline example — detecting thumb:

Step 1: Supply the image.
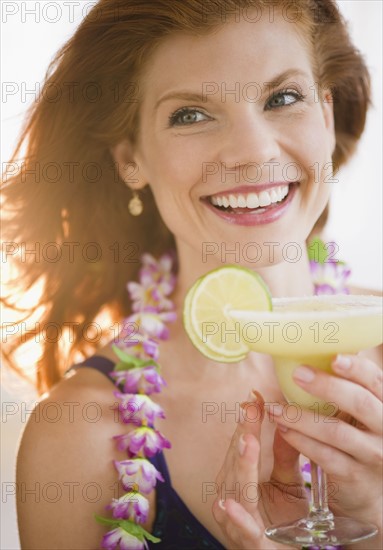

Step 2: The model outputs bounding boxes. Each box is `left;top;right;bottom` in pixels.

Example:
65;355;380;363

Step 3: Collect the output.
239;389;265;437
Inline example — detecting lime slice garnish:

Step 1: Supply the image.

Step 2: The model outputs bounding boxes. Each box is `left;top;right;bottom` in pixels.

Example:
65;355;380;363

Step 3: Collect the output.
183;266;272;362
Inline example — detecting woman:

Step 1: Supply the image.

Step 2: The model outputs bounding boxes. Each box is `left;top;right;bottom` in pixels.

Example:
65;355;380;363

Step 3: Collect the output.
3;0;381;548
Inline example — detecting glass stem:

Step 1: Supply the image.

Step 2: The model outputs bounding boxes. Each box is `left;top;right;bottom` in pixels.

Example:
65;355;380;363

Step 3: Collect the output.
309;460;334;523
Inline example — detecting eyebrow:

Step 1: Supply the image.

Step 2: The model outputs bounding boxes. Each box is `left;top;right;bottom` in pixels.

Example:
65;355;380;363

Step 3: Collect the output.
264;68;310;89
154;69;311;110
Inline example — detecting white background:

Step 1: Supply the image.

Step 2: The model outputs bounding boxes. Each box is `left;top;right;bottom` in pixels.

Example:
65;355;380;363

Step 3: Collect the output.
1;1;382;548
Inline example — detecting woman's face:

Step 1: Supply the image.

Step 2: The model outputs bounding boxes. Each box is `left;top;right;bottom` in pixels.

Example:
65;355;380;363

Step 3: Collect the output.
124;11;335;266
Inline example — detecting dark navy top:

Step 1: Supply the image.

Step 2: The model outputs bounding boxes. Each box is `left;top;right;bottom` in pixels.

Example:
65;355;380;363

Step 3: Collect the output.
74;355;224;549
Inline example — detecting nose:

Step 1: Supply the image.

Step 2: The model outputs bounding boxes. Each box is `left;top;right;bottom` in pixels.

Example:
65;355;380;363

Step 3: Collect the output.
217;106;281;179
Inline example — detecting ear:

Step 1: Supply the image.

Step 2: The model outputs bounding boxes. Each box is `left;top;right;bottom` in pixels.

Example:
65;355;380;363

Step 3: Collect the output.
110;140;147;190
321;89;336;154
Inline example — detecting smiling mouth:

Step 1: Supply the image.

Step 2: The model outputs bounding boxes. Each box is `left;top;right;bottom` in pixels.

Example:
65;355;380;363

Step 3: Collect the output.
203;183;297;214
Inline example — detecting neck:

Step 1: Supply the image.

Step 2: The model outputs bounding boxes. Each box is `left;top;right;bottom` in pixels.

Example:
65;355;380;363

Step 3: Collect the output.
172;240;314;313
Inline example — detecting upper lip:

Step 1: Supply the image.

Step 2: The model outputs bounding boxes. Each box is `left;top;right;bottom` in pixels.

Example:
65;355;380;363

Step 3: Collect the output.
201;182;297;198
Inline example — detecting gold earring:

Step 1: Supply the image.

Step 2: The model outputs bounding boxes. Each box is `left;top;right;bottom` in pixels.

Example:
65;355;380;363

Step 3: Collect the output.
128;190;143;216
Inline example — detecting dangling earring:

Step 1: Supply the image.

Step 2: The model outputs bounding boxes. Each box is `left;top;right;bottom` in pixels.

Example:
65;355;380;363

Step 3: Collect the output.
128;190;143;216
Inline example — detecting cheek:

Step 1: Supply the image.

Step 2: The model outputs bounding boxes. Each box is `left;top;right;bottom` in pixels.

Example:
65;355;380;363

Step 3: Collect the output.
143;138;203;194
281;119;334;194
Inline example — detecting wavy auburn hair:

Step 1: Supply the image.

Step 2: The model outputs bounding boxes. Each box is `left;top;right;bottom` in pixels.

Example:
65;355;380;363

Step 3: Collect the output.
1;0;371;394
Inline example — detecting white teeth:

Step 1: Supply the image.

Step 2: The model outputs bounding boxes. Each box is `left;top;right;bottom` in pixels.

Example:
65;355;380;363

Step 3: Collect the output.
270;189;278;202
246;193;260;208
209;184;291;210
237;195;247;207
259;191;272;207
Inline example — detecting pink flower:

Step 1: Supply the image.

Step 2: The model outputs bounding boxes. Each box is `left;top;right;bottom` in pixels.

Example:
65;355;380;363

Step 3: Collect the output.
114;427;171;458
102;527;147;550
108;492;149;523
114;458;164;494
114;393;165;425
110;366;166;395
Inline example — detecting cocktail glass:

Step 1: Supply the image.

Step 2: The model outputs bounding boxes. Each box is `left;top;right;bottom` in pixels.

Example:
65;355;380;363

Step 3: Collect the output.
229;294;382;547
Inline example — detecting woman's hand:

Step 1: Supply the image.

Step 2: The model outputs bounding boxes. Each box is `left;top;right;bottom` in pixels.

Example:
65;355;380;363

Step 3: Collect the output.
212;391;308;549
268;353;383;545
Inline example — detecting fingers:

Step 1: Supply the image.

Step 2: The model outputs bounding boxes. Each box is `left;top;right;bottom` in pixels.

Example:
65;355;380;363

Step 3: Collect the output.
269;403;381;466
218;499;267;549
331;354;383;401
214;499;295;550
213;390;266;542
222;391;264;514
271;426;301;485
291;356;382;433
272;423;358;476
212;488;265;548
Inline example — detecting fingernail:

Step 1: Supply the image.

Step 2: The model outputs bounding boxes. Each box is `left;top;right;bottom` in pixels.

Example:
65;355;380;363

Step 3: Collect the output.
218;498;226;510
239;401;250;423
294;365;315;383
247;389;258;401
238;433;246;456
277;424;289;433
333;355;351;370
269;404;283;416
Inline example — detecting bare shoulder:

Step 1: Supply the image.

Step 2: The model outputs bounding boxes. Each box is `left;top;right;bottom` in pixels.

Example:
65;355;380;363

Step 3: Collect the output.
348;285;383;367
16;367;140;549
348;284;383;297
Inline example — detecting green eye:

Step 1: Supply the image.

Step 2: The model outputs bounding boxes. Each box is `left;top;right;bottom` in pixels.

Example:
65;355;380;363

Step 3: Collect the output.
267;91;304;109
169;108;209;127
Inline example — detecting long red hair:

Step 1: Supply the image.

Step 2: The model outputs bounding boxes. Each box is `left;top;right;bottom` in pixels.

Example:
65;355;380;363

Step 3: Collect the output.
1;0;370;394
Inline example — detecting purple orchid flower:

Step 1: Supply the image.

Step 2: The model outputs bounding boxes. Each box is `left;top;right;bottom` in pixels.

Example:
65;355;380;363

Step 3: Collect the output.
114;427;171;458
114;458;164;494
301;461;312;486
119;333;160;361
127;253;176;313
114;393;165;425
107;492;149;523
102;527;147;550
128;312;172;340
110;366;166;395
140;253;176;293
127;281;175;313
310;260;351;295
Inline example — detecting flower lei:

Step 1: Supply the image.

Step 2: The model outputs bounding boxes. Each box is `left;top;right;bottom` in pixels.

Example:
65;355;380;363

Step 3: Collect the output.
96;253;177;550
96;238;351;550
308;236;351;295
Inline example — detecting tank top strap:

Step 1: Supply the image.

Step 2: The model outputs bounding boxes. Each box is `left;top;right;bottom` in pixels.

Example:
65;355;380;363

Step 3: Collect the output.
69;355;116;380
149;451;172;485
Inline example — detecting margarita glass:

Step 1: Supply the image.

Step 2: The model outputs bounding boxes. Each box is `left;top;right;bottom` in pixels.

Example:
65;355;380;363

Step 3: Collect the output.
229;294;383;546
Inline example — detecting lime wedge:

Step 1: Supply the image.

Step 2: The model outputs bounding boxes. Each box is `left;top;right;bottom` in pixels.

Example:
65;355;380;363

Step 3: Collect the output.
183;266;272;362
